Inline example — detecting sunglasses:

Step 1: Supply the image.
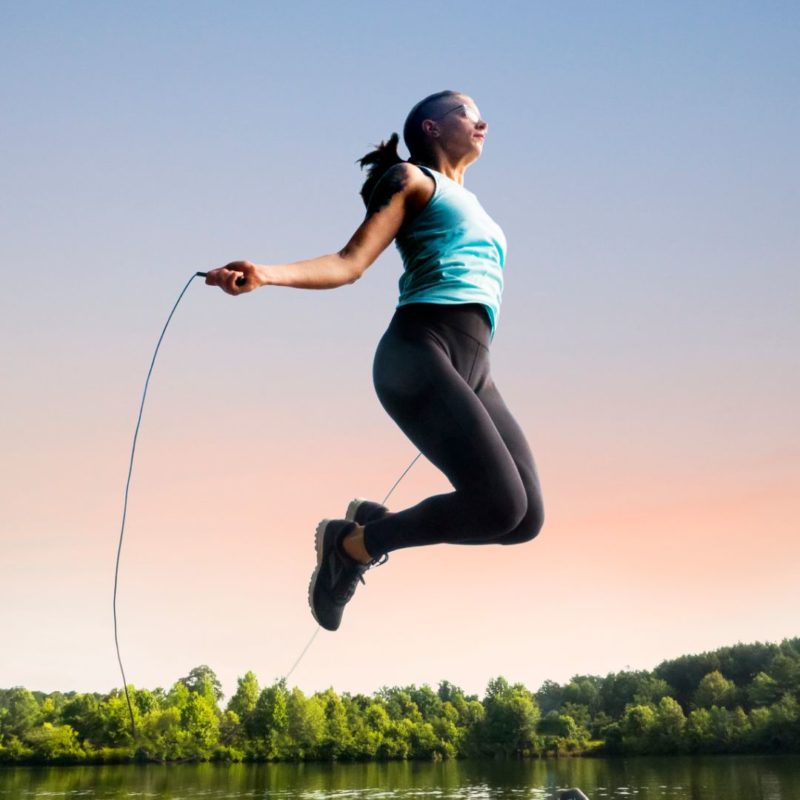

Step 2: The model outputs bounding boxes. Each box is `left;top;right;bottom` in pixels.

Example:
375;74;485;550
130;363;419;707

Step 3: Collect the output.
433;103;484;125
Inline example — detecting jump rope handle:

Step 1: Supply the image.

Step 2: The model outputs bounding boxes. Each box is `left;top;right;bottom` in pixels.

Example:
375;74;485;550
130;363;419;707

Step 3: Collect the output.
196;271;247;287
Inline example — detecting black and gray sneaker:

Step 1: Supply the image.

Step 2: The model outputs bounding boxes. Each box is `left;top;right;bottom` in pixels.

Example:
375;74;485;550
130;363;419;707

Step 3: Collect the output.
309;519;371;631
345;497;389;525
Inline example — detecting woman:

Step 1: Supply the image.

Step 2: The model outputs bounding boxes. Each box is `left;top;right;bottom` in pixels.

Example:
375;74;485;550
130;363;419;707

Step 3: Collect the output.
205;90;544;632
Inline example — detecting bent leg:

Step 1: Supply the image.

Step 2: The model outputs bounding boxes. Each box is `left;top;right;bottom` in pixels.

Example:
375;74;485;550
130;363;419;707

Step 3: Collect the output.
363;325;528;558
457;370;545;545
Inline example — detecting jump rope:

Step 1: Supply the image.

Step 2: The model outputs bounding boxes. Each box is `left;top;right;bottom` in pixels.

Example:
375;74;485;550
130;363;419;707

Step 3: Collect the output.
113;271;422;743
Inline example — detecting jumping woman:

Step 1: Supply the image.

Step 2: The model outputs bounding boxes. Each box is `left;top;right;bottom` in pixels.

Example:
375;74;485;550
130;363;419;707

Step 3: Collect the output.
205;90;545;631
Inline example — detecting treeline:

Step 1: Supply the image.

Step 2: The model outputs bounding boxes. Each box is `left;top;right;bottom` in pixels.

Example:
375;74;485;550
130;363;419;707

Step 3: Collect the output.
1;637;798;764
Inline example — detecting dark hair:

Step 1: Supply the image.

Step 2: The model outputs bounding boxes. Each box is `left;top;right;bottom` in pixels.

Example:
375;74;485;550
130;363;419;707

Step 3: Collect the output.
356;90;462;207
356;132;403;207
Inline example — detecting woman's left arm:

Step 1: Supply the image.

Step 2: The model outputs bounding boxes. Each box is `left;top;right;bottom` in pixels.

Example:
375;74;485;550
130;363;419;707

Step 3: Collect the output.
204;162;431;295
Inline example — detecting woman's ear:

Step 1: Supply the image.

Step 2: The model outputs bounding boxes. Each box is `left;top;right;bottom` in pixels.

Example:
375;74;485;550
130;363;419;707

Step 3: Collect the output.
421;119;439;137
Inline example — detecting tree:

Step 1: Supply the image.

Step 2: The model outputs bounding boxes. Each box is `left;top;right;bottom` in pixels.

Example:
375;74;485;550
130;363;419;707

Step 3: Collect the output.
729;706;751;751
140;706;184;760
562;676;602;715
409;685;442;721
180;692;220;756
770;653;800;695
0;735;34;762
620;704;656;753
749;671;780;708
179;666;224;706
133;688;160;717
767;693;800;750
0;688;40;740
318;688;352;760
227;671;259;718
437;680;465;704
477;677;540;757
535;680;563;715
652;696;686;753
218;709;245;756
686;708;713;752
252;681;290;759
432;702;462;757
287;687;323;758
561;702;591;730
654;652;724;708
600;672;671;718
708;706;734;751
694;671;736;710
60;694;105;745
537;710;581;755
97;689;137;747
25;723;85;763
378;687;423;724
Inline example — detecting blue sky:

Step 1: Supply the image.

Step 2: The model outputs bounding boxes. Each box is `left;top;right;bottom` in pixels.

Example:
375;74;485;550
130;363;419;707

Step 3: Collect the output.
1;1;798;700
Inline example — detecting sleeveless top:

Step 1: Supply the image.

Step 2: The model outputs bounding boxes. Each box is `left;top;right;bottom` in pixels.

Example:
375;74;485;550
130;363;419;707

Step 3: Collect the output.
394;164;507;339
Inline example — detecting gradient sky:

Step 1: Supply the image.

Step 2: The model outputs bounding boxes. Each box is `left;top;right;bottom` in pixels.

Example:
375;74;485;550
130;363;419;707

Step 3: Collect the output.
1;1;798;705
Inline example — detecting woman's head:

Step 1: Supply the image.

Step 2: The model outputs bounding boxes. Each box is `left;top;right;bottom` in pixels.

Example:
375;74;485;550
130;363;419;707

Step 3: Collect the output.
357;90;487;206
403;90;486;163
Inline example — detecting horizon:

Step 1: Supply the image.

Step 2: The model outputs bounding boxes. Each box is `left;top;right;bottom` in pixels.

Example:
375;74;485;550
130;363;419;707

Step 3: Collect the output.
8;634;799;702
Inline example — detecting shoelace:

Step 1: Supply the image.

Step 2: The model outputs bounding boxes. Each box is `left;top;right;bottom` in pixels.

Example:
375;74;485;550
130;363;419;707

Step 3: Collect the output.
335;553;389;603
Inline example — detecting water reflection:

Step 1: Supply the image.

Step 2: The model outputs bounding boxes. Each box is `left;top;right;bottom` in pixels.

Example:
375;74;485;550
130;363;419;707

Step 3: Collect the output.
0;757;798;800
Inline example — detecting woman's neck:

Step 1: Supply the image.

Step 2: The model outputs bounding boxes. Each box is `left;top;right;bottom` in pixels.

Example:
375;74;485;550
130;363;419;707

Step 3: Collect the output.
415;156;469;185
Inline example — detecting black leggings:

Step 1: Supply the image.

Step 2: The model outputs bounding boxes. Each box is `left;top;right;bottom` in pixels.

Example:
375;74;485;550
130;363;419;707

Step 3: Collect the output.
363;302;544;559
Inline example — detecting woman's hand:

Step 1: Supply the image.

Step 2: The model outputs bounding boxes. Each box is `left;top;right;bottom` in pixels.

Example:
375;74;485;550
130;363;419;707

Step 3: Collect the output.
204;261;263;295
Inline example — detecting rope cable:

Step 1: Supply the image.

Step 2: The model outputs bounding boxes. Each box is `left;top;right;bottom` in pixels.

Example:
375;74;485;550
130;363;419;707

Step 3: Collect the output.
114;272;421;741
281;449;421;681
113;272;203;742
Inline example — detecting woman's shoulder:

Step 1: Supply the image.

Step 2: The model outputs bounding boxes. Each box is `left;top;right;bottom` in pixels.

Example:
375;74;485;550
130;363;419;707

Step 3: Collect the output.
365;162;435;220
398;162;437;211
372;162;436;217
381;160;436;186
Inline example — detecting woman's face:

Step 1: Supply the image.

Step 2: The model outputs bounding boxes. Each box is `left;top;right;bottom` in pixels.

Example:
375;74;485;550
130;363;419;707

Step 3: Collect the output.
426;95;488;162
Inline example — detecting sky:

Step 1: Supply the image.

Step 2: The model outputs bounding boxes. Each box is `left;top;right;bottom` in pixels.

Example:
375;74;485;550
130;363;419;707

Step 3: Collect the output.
1;0;798;705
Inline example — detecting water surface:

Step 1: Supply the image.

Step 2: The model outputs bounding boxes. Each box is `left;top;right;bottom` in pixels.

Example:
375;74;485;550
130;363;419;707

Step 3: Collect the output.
1;757;799;800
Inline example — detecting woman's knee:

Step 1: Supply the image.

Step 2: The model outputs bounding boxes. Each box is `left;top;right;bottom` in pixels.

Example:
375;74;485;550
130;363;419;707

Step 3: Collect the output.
500;494;544;545
476;476;530;538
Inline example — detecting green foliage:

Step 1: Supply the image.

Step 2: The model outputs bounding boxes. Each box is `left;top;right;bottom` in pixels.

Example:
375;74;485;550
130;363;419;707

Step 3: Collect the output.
600;671;672;718
473;677;540;757
24;723;85;763
226;671;259;724
253;681;290;759
2;636;799;764
652;697;687;753
179;665;224;705
749;671;780;707
694;670;737;709
0;688;40;739
535;680;563;715
537;710;588;755
653;639;800;709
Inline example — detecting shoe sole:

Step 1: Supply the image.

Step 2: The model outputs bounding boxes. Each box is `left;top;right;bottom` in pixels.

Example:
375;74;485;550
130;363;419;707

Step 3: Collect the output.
308;518;332;628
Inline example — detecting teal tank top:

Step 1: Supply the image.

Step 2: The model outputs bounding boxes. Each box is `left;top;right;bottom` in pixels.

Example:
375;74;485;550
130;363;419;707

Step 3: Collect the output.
394;164;507;338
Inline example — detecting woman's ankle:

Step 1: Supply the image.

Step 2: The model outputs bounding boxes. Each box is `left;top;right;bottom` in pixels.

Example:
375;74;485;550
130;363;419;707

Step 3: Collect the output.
342;525;372;565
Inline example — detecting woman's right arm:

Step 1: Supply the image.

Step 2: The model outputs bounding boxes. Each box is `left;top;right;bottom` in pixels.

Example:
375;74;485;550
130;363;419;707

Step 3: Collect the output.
205;163;433;295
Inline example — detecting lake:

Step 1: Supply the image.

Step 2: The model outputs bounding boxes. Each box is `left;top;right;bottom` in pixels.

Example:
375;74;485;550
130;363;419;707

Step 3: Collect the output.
1;757;799;800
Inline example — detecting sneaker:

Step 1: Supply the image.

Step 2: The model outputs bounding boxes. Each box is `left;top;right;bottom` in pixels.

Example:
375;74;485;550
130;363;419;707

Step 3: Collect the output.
308;519;370;631
345;497;389;525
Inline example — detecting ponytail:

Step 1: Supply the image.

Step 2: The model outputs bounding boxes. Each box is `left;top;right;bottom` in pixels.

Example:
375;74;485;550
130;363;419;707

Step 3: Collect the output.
356;133;404;207
356;91;462;207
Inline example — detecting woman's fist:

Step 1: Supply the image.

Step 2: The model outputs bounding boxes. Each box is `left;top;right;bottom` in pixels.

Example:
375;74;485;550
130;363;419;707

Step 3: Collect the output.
204;261;262;295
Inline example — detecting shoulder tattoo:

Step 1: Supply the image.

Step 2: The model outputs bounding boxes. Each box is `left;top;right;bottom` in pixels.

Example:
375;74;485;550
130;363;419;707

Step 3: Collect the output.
366;166;410;219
